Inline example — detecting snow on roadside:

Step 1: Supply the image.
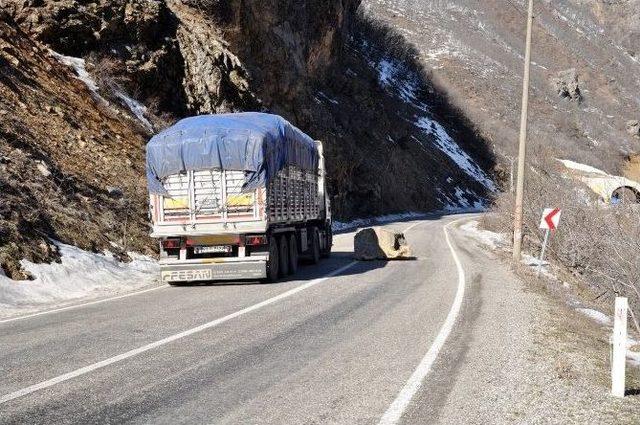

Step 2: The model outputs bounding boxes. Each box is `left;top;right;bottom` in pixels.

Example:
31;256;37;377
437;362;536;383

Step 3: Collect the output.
577;308;612;326
575;307;640;367
333;206;486;234
459;220;505;249
0;242;158;319
628;338;640;367
462;219;640;368
332;212;426;233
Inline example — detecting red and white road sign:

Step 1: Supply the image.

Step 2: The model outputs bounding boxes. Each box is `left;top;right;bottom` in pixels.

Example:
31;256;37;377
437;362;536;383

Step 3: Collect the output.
539;208;561;230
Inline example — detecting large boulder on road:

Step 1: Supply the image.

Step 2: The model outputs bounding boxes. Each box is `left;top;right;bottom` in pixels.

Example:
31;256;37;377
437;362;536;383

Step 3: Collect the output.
354;227;413;260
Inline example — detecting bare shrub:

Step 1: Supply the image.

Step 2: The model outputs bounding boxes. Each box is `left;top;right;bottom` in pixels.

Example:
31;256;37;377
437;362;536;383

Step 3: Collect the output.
489;158;640;335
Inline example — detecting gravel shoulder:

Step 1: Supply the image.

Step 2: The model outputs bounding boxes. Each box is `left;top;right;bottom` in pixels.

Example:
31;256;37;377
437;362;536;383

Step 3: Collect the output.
402;219;640;424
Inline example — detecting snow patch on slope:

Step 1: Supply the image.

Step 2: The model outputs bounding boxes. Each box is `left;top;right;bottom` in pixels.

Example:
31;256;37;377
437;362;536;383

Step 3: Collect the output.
0;242;159;318
116;91;153;131
416;116;496;191
51;50;153;130
557;159;608;175
375;58;427;110
50;51;100;94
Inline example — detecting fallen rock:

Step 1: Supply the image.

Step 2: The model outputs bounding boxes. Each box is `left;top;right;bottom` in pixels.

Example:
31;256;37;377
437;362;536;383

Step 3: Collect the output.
552;68;582;101
354;227;413;260
626;120;640;137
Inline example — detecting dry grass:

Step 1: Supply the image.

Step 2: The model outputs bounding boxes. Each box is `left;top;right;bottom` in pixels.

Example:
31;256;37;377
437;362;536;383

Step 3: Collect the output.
487;157;640;336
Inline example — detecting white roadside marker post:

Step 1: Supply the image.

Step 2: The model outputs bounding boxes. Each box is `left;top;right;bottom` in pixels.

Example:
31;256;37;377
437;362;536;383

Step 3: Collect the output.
537;208;561;277
611;296;628;398
536;229;550;277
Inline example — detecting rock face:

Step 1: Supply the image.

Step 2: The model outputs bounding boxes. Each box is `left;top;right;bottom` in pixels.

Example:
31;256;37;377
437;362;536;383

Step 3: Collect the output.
168;1;260;114
354;228;412;260
553;69;582;101
218;0;361;105
3;0;186;113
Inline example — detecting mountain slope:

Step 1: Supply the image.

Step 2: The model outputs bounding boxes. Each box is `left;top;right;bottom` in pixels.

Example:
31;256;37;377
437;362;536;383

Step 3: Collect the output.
365;0;640;173
0;1;497;277
0;13;154;278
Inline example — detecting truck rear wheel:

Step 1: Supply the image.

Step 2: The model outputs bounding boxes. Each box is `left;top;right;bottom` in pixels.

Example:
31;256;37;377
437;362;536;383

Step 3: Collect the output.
266;236;279;282
278;235;290;277
310;227;321;265
288;234;299;275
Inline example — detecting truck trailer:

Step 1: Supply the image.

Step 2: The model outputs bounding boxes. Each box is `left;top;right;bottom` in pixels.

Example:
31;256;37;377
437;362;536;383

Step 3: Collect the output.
146;113;332;284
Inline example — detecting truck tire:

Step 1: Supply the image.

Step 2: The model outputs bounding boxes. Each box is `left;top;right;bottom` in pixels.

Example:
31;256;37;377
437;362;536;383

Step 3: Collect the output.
321;225;332;258
278;235;290;277
288;233;299;275
266;236;279;282
310;227;321;265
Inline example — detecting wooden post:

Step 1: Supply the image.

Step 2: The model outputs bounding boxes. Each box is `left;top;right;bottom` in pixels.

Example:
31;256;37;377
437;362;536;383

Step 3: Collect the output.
513;0;535;261
611;297;628;397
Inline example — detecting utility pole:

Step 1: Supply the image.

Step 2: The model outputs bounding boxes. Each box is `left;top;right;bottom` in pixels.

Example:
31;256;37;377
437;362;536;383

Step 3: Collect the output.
513;0;535;261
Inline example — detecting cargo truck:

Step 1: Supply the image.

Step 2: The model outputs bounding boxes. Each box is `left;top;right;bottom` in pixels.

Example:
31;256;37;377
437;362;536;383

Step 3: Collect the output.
146;113;332;285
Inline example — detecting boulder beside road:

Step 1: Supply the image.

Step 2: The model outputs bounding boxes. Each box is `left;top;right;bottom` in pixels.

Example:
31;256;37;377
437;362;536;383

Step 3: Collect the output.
354;227;413;260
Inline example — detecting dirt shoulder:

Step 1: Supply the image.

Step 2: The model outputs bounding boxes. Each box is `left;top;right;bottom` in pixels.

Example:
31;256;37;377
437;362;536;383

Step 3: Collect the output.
403;219;640;424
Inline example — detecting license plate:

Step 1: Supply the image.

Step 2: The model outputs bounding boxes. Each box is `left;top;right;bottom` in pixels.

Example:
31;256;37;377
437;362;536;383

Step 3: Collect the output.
194;245;232;254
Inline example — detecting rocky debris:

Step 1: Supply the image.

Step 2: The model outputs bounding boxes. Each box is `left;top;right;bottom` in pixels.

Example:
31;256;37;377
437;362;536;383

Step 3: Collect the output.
0;16;155;279
5;0;186;114
626;120;640;137
553;69;582;101
354;227;413;260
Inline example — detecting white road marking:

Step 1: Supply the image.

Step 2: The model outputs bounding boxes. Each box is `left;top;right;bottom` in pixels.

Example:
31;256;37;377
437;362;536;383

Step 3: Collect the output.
0;261;358;405
378;218;468;425
0;285;166;325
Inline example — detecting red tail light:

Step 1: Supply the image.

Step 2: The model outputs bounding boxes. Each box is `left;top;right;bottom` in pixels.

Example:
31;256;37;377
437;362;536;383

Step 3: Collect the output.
246;235;267;246
162;238;180;249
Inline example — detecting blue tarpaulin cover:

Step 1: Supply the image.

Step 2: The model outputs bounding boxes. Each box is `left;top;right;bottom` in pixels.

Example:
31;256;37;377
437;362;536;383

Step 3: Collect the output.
146;112;319;195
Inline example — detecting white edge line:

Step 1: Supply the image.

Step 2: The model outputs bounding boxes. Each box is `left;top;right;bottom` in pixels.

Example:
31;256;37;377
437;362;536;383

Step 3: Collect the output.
378;218;468;425
0;261;358;405
0;285;166;325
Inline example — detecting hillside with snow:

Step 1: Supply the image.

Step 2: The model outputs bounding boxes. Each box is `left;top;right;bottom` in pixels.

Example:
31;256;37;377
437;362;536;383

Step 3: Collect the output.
364;0;640;174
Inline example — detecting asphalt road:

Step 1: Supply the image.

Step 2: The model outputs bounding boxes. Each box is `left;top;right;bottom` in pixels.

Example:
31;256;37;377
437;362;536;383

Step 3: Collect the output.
0;214;482;424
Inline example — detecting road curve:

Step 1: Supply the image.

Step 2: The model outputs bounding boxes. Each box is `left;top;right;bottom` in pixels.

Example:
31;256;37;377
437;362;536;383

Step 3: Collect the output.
0;214;475;424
